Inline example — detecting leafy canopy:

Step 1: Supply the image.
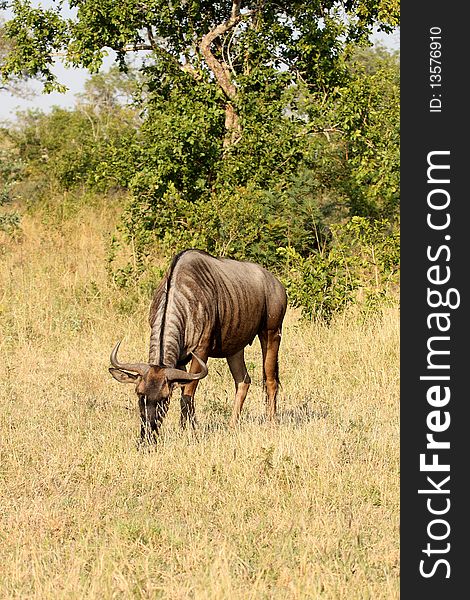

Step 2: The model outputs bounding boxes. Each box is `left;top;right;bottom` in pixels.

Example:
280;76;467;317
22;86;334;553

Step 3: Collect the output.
2;1;400;318
2;1;399;94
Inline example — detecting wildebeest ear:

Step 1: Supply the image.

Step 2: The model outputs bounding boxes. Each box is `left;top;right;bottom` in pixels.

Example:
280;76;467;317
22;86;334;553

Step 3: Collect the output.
109;368;140;384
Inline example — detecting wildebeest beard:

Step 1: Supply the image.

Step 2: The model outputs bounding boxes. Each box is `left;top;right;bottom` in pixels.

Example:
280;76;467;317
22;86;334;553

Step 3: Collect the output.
138;395;170;443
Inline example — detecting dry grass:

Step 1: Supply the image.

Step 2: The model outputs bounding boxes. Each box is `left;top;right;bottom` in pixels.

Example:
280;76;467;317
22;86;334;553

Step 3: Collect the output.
0;204;399;599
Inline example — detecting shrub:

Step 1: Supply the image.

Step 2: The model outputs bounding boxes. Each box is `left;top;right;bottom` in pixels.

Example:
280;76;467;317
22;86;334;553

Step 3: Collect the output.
279;217;400;320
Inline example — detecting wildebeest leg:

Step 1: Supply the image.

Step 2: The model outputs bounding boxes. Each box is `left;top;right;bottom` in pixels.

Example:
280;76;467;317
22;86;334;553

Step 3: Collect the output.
227;350;251;427
259;329;282;422
180;353;206;429
180;386;197;429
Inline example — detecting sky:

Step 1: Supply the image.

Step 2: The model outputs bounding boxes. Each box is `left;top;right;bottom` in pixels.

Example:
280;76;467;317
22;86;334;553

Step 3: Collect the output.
0;57;116;124
0;13;399;124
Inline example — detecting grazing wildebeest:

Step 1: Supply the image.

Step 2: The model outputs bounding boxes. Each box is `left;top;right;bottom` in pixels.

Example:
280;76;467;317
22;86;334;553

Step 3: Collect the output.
109;249;287;441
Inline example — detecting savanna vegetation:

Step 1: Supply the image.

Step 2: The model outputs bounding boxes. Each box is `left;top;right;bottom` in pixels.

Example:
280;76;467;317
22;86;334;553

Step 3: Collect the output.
1;0;399;320
1;1;399;597
0;206;399;598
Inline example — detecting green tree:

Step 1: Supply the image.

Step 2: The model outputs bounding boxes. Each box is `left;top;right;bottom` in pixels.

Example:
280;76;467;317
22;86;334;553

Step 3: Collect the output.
0;16;33;96
2;1;399;141
296;45;400;219
9;66;140;194
2;2;400;318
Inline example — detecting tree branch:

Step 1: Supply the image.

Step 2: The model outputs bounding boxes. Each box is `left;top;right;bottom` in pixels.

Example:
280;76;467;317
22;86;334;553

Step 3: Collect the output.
199;0;247;100
294;125;344;140
141;27;202;80
50;26;202;81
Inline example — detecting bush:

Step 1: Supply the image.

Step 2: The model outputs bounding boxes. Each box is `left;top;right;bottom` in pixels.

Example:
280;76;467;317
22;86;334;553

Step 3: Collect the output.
0;211;21;236
10;106;138;196
6;50;400;322
279;217;400;320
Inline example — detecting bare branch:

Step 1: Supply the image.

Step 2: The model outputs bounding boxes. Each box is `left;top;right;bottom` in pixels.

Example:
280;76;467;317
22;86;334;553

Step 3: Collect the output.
199;2;257;144
199;1;254;100
146;26;156;48
223;20;241;78
231;0;242;20
50;29;202;81
294;125;344;140
49;44;153;58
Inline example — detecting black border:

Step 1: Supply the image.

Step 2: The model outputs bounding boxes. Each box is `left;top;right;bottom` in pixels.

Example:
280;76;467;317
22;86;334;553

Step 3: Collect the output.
401;3;468;596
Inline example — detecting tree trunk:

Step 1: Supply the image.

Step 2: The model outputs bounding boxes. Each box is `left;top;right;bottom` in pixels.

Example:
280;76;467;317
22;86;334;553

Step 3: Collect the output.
200;1;246;147
224;102;241;147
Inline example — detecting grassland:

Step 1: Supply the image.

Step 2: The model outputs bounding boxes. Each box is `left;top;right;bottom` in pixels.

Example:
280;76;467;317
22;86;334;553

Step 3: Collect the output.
0;201;399;599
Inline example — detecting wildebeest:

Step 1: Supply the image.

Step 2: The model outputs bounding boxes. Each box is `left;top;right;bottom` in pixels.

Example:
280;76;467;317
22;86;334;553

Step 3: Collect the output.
109;249;287;441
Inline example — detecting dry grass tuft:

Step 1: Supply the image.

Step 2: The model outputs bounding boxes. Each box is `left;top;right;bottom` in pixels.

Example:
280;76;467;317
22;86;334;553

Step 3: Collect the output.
0;205;399;599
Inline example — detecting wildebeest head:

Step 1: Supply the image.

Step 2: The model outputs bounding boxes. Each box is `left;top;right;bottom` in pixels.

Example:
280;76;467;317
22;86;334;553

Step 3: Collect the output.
109;341;208;441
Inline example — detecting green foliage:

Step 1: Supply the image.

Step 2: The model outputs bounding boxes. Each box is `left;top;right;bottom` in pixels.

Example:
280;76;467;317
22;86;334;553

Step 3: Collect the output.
0;140;24;205
278;245;357;321
0;133;24;237
336;52;400;217
132;73;225;203
116;45;399;285
2;0;69;92
2;2;400;320
11;106;129;192
1;16;32;96
300;45;400;219
9;68;140;196
2;2;399;92
0;211;21;236
279;217;400;320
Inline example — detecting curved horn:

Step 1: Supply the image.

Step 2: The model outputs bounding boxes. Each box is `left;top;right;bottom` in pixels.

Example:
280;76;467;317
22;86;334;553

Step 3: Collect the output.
165;352;208;382
110;341;150;377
